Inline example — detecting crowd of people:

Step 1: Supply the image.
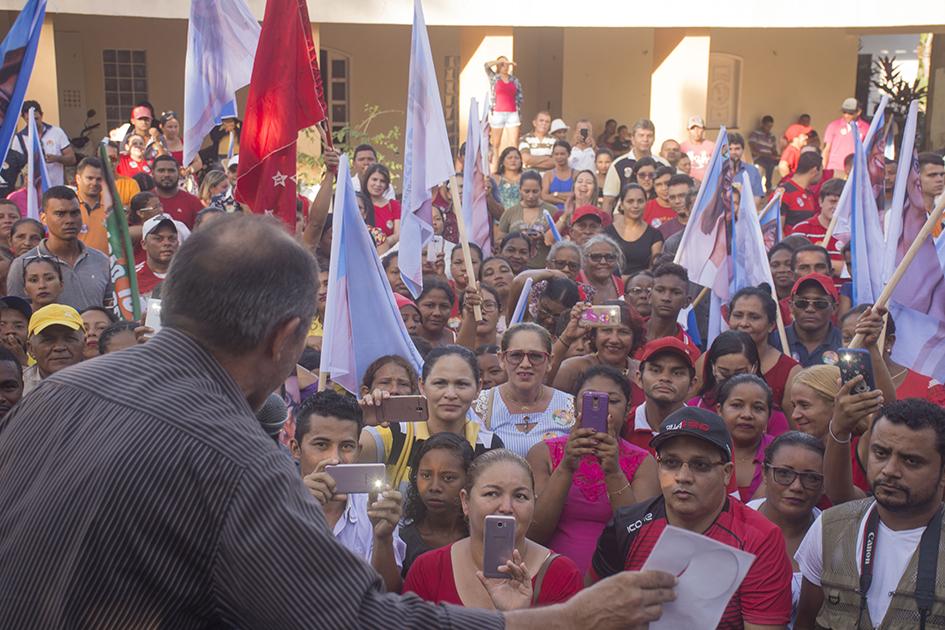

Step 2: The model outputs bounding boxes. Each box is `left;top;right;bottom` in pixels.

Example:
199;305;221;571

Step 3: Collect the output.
1;61;945;629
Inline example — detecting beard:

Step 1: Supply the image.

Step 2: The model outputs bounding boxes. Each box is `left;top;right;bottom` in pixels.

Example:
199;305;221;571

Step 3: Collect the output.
872;472;942;513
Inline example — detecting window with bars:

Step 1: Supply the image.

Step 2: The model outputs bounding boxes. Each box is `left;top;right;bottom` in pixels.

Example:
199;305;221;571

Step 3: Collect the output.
102;49;148;130
319;49;350;138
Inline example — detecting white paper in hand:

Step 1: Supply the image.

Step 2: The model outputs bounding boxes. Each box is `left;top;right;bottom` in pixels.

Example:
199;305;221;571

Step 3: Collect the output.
641;525;755;629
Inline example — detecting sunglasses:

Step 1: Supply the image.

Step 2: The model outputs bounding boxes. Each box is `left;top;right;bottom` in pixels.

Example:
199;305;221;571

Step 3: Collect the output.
549;259;581;271
765;464;824;490
588;253;617;264
636;172;655;180
503;350;550;366
792;298;833;311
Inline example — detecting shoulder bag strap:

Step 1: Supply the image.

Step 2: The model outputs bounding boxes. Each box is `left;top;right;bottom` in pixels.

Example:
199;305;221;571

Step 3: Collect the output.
390;422;415;488
483;389;496;431
530;552;560;607
916;506;944;630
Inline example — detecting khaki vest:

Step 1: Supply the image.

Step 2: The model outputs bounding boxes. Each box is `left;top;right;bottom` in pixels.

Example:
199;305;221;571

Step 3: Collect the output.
816;498;945;629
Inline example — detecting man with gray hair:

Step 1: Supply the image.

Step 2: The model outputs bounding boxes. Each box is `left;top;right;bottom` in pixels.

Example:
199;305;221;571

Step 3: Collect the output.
602;118;669;214
0;215;676;628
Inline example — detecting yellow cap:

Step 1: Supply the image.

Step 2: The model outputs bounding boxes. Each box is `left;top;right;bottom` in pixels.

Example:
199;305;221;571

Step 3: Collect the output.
28;303;84;336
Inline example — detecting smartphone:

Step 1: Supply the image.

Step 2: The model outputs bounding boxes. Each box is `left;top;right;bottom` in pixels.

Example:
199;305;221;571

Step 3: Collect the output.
580;127;589;140
427;235;444;262
581;391;610;434
325;463;387;494
483;515;516;579
838;348;876;395
379;395;429;423
144;299;162;333
581;305;621;327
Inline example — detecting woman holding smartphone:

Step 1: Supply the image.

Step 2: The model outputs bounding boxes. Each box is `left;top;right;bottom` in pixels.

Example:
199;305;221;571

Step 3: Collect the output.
359;346;503;489
526;366;659;572
398;432;475;577
403;449;583;609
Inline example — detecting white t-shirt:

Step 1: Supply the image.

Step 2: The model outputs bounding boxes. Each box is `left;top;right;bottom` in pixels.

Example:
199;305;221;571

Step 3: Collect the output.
795;505;925;628
11;124;71;187
569;146;596;172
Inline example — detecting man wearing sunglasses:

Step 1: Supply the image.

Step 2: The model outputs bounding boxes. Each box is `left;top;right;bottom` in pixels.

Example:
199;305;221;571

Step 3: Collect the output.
780;273;842;368
590;406;793;628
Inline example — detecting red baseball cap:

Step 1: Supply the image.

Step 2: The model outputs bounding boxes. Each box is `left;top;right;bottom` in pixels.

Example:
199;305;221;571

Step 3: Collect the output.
784;124;812;142
394;293;420;313
791;273;839;301
570;205;604;226
638;337;696;369
131;105;152;120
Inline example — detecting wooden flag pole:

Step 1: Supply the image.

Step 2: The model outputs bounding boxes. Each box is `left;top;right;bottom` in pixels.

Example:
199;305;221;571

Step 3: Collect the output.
849;193;945;348
448;174;482;321
691;286;710;309
318;371;329;392
771;287;790;353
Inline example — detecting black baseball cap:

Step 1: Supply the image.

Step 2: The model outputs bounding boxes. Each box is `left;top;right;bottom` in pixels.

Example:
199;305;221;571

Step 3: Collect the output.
650;407;733;462
0;296;32;322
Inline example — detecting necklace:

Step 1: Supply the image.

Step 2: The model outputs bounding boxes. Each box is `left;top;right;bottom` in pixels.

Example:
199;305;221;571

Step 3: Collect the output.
891;368;908;383
505;385;544;411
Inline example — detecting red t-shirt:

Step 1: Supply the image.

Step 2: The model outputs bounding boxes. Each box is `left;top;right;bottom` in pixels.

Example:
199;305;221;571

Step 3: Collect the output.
134;260;166;296
116;154;152;179
788;216;842;265
779;145;800;175
589;496;793;629
403;543;583;606
779;178;817;227
155;189;202;229
373;199;402;237
644;199;675;229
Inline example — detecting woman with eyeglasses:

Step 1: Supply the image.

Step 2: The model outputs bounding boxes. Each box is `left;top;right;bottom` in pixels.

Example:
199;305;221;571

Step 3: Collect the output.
748;431;825;626
726;287;802;420
551;301;645;398
456;285;503;351
474;323;575;457
605;184;663;277
23;256;64;309
717;374;776;502
577;234;624;304
544;240;582;282
630;157;658;200
624;270;653;319
478;257;515;331
527;365;658;573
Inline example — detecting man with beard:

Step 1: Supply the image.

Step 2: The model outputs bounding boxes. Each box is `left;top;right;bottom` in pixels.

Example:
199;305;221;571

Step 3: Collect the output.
151;155;203;229
796;399;945;629
135;214;188;305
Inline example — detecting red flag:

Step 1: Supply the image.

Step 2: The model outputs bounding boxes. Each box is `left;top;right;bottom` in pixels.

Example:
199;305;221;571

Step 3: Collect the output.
235;0;327;229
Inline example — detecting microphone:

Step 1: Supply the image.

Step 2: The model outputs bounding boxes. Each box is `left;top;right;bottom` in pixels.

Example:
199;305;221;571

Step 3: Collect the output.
256;393;288;439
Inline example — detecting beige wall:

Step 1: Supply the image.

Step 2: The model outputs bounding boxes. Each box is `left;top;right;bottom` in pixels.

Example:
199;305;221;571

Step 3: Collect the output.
649;30;711;147
561;28;653;138
512;28;564;125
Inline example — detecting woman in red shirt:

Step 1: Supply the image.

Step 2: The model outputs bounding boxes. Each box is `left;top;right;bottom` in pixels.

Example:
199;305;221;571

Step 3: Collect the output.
116;135;152;179
362;163;401;240
403;448;583;609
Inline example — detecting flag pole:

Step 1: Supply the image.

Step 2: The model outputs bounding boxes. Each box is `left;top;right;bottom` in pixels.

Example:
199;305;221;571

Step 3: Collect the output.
691;286;710;309
318;371;329;392
771;287;790;352
449;174;483;321
757;189;783;217
849;193;945;348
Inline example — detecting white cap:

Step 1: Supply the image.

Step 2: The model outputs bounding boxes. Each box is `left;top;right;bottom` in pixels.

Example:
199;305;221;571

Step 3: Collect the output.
841;97;859;113
550;118;569;133
687;115;706;129
142;213;191;241
227;155;239;169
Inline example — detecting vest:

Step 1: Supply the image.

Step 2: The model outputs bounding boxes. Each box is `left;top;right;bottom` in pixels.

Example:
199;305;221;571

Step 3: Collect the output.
817;498;945;629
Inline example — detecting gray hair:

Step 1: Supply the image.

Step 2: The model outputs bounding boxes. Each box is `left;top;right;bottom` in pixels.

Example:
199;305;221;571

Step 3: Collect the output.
582;233;625;274
631;118;656;134
548;239;583;267
161;215;319;355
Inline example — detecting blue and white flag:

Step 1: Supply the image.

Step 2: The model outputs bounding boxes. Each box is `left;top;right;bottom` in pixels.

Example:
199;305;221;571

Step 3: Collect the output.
183;0;259;167
25;107;49;220
0;0;46;178
462;98;492;256
758;190;782;252
320;156;424;394
845;126;886;307
399;0;455;297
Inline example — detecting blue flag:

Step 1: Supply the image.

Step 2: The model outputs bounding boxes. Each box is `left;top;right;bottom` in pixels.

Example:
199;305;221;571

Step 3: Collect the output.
24;106;49;220
845;125;886;307
320;155;424;394
0;0;46;174
758;191;782;251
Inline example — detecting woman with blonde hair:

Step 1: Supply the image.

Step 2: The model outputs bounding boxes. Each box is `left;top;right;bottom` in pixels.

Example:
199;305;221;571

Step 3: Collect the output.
198;170;230;208
789;365;841;442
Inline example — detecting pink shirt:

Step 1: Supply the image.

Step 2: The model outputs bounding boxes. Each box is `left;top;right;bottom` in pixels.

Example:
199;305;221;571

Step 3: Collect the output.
680;139;715;181
822;117;869;171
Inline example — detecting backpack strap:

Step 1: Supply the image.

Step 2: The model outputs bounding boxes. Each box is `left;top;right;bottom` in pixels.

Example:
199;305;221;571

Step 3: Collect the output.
916;507;944;630
530;552;559;607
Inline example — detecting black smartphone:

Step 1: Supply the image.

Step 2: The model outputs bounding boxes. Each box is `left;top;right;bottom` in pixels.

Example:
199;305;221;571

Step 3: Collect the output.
580;127;589;140
837;348;876;395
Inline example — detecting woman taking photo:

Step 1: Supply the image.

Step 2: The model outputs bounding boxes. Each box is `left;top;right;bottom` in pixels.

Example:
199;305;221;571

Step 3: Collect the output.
727;287;801;418
403;449;583;609
527;366;659;572
416;278;457;348
362;163;401;239
399;433;475;576
360;354;421;404
605;184;663;277
490;147;524;211
497;172;556;269
551;301;645;396
577;235;624;304
748;431;824;625
717;374;775;502
541;141;574;211
23;257;64;309
359;346;503;488
475;323;575;456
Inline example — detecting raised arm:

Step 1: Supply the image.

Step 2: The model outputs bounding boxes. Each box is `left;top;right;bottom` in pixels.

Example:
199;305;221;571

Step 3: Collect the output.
301;146;339;253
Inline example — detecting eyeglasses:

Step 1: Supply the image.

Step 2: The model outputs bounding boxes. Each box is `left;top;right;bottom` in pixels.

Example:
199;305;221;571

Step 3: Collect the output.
636;172;655;180
626;287;652;296
503;350;550;366
656;455;726;475
765;464;824;490
588;253;617;264
549;259;581;271
713;366;752;380
481;300;498;314
792;298;833;311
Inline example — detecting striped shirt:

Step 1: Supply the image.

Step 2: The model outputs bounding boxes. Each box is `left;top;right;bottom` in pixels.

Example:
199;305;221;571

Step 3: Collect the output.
0;327;504;629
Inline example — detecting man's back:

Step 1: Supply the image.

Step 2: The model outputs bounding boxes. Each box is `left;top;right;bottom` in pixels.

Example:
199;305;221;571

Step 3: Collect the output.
0;329;389;628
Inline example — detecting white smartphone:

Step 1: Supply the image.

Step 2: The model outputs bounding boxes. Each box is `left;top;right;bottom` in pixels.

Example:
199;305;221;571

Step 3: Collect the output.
144;299;162;333
426;235;445;262
325;463;387;494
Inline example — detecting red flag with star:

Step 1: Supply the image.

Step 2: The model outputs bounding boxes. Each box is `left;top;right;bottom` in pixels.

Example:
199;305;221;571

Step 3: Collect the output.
235;0;328;229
